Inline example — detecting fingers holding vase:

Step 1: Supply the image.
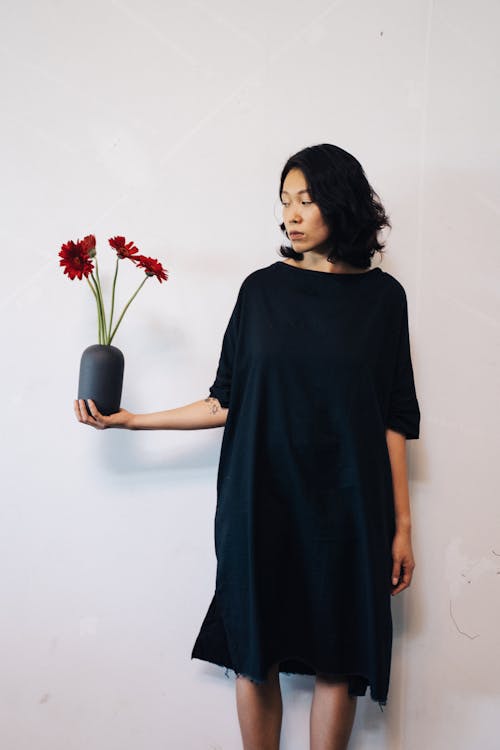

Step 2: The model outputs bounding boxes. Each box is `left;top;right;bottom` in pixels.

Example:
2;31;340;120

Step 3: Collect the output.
74;398;133;429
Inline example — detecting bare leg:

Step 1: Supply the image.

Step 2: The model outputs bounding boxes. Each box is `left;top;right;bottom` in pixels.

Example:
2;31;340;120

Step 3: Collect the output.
235;661;283;750
309;674;357;750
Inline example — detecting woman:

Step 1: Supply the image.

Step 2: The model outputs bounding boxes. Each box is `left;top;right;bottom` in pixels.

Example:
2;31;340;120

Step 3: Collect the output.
75;143;420;750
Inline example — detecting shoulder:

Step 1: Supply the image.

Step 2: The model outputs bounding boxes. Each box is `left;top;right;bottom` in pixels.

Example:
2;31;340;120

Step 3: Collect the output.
236;263;277;295
377;268;409;306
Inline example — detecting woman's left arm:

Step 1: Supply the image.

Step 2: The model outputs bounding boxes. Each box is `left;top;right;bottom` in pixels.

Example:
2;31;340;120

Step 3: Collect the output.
385;427;416;596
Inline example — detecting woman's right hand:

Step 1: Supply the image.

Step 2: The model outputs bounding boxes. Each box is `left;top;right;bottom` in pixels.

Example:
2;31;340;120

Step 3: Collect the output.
74;398;134;430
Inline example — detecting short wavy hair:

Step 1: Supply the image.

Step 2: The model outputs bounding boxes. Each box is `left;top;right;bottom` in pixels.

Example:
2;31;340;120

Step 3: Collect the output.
277;144;391;269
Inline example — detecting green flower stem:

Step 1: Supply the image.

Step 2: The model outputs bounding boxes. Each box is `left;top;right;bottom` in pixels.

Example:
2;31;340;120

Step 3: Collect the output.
108;275;149;345
107;257;120;343
89;274;104;344
90;270;107;344
87;275;104;343
93;258;108;343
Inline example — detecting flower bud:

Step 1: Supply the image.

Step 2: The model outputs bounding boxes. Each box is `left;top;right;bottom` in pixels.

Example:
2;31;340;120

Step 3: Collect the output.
81;234;97;258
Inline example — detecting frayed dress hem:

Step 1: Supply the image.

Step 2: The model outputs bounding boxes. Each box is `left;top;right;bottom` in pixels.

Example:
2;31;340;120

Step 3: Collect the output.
191;654;387;712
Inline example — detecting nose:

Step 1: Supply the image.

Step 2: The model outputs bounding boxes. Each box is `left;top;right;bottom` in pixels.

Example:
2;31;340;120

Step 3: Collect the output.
282;201;303;228
289;208;303;224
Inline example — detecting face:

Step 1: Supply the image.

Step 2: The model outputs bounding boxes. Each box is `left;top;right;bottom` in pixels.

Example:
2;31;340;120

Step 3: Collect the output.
280;168;331;255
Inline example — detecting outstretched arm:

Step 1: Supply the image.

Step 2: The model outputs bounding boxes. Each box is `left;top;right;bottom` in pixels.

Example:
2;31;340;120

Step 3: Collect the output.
74;396;228;430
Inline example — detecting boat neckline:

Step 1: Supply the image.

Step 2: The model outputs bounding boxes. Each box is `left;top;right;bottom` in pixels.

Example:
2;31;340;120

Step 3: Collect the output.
274;261;382;278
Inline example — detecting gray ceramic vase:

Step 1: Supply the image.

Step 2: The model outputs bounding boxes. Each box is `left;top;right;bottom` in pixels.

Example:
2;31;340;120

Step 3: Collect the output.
77;344;124;416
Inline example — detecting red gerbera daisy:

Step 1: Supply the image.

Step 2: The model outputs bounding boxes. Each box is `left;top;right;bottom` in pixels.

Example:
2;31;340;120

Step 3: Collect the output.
133;255;169;283
108;235;140;260
59;239;94;280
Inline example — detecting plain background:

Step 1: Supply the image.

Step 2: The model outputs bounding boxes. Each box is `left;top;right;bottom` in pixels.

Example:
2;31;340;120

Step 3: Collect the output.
1;1;499;748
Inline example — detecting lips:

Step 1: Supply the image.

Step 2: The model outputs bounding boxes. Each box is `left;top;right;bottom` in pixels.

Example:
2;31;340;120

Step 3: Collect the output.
289;233;304;238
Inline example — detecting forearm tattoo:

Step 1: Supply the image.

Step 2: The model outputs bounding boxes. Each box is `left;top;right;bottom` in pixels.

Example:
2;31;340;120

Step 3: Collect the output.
205;396;222;415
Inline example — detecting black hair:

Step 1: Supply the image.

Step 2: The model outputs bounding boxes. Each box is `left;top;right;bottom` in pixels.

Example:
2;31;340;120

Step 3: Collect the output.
277;144;391;269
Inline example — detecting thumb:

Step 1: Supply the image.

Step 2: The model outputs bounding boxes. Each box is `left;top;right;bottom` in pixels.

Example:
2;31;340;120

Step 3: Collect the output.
392;562;401;586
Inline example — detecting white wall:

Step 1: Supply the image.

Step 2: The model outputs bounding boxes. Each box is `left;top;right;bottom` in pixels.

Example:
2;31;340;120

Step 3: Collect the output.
1;1;499;748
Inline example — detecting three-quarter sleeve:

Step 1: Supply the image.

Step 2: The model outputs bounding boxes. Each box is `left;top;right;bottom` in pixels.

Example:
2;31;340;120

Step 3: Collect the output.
208;284;243;409
386;290;421;439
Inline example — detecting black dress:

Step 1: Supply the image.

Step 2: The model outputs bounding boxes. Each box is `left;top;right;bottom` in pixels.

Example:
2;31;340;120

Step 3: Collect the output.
191;260;421;708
